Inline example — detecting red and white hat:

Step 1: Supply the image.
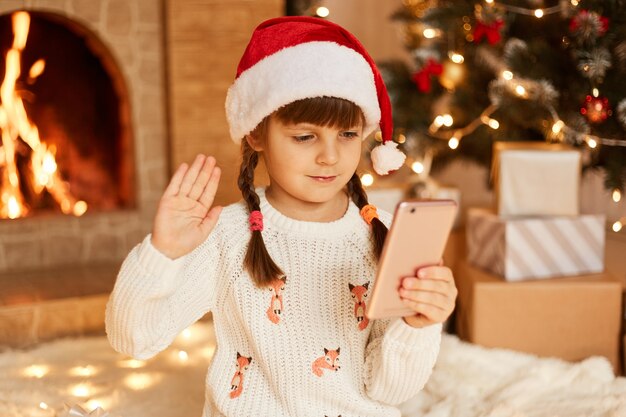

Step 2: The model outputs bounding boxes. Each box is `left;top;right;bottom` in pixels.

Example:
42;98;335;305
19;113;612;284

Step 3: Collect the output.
225;16;405;175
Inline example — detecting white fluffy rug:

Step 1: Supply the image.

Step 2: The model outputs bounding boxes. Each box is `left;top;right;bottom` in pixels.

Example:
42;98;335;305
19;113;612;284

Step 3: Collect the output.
0;321;624;417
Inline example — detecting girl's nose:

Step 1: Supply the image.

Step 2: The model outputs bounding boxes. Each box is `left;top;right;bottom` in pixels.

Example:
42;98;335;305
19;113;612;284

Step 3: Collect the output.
316;139;339;165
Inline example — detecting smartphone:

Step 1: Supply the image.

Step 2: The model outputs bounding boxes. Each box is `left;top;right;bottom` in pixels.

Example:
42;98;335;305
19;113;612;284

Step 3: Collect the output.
366;200;457;320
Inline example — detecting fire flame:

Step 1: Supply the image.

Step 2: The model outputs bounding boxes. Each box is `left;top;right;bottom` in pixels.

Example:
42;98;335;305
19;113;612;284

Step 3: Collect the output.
0;11;87;219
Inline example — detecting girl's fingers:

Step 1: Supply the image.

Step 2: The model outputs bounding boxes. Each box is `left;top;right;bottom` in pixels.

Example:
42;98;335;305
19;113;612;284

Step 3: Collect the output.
188;156;216;201
399;288;452;309
416;266;454;281
164;163;188;197
198;165;221;209
401;277;450;295
401;299;445;320
179;154;206;197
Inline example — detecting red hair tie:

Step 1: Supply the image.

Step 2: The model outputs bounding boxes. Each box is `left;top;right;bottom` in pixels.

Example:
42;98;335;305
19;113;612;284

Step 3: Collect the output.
249;210;263;232
360;204;379;225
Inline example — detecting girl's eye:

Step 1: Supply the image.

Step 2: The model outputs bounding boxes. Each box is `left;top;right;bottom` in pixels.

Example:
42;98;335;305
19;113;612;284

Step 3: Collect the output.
293;135;314;142
340;131;359;139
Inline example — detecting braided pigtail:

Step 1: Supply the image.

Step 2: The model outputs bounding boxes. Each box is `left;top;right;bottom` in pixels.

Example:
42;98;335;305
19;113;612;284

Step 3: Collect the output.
347;173;388;260
238;139;284;287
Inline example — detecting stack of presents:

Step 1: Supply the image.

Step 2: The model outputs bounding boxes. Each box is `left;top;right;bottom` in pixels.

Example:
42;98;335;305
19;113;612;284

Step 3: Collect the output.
449;142;625;375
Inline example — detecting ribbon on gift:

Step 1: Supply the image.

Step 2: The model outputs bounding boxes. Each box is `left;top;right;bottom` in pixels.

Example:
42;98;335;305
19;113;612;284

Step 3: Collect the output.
62;403;110;417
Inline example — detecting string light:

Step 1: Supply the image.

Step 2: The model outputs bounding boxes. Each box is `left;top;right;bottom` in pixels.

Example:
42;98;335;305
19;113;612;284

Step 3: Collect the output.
39;402;49;410
502;70;513;80
592;88;600;97
448;135;460;149
613;220;623;233
70;383;91;397
449;52;465;64
177;350;189;362
411;161;425;174
515;85;527;97
442;114;454;126
117;358;146;369
360;173;374;187
23;365;49;378
534;9;544;18
613;189;622;203
69;365;97;377
423;28;439;39
315;7;329;18
586;137;598;148
552;120;565;134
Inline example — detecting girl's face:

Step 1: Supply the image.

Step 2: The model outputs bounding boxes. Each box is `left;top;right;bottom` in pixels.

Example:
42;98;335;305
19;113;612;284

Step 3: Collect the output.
250;115;363;215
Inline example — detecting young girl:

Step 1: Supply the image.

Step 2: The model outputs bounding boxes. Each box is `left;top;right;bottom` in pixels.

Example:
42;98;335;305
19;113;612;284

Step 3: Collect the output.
106;16;457;417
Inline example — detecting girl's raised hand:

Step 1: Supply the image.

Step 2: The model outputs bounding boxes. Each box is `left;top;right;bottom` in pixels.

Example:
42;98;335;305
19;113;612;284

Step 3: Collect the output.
399;265;457;329
151;154;222;259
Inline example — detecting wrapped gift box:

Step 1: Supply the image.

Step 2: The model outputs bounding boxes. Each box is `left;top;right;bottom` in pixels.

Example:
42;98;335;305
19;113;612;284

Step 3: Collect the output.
454;260;623;373
467;208;605;281
491;142;581;217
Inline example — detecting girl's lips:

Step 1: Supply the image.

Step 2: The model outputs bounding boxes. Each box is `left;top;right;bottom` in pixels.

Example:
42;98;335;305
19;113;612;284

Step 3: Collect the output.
308;175;337;183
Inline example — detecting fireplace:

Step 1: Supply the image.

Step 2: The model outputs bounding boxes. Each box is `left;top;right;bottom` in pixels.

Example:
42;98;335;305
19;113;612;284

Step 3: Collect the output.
0;11;134;218
0;1;167;274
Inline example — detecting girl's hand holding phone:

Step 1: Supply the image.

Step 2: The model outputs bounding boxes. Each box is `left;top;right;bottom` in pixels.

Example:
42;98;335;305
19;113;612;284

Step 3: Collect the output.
151;154;223;260
399;265;457;328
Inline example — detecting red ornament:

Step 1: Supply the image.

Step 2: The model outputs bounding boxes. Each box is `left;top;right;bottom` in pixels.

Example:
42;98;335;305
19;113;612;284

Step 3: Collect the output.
411;58;443;93
473;19;504;45
581;95;612;123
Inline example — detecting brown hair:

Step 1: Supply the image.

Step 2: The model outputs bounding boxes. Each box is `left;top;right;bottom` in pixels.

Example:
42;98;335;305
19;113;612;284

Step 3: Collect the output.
237;97;388;287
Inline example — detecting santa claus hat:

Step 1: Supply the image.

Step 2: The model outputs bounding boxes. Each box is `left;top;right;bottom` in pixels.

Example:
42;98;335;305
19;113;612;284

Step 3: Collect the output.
225;16;405;175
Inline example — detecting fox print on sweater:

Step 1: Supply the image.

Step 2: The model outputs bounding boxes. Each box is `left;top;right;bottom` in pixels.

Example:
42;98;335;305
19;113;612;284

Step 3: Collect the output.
105;188;442;417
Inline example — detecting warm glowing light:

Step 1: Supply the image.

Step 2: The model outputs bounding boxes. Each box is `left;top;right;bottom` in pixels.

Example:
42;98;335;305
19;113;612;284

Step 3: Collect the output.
442;114;454;126
315;7;330;17
124;372;157;390
488;119;500;129
534;9;544;18
12;12;30;50
433;115;445;127
70;365;97;377
24;365;49;378
178;350;189;362
613;221;623;233
182;328;192;339
8;196;21;219
411;161;425;174
502;70;513;80
592;88;599;97
515;85;526;96
485;0;494;3
586;137;598;148
118;358;147;369
552;120;565;134
423;28;437;39
39;402;49;410
449;52;464;64
571;0;579;6
71;383;91;397
73;201;88;216
360;173;374;187
29;59;45;79
448;137;460;149
613;189;622;203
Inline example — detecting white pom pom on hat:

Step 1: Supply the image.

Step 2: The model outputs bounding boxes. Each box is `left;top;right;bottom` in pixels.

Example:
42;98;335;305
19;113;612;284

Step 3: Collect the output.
225;16;406;175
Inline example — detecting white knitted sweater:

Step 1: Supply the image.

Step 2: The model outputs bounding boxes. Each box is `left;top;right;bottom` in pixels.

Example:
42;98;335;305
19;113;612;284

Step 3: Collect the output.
105;188;442;417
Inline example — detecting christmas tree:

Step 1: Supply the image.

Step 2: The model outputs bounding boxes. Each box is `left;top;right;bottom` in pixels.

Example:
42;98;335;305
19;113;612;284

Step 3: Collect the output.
374;0;626;197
